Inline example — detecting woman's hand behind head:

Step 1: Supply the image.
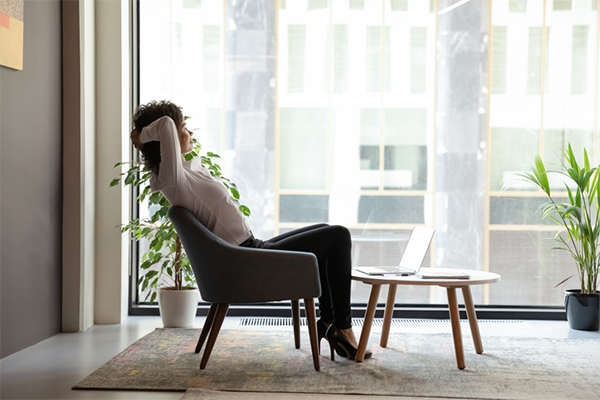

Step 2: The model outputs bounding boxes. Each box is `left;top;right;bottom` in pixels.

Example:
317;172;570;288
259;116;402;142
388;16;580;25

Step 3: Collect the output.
131;129;143;150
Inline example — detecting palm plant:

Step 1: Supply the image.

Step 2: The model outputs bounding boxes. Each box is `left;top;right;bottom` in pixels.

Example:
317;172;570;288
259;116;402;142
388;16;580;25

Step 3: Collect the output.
509;144;599;295
111;137;250;304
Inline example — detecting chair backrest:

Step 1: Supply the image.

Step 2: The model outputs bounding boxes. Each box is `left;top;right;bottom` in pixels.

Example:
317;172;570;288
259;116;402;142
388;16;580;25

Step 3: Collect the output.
168;206;321;304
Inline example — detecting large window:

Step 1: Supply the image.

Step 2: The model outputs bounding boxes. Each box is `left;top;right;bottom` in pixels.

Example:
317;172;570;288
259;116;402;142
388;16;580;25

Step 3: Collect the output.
137;0;599;308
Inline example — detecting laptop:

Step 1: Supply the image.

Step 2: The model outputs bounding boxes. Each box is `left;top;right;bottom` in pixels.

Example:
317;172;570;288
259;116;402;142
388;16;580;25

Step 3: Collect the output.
354;227;470;279
355;226;436;276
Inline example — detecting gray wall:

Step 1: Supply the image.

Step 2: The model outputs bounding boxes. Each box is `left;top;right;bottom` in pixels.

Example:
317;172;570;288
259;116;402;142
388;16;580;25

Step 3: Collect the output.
0;0;63;358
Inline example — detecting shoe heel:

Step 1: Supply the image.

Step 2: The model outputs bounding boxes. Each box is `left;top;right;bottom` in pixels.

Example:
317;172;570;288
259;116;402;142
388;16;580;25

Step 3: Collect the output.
326;325;359;361
316;320;328;357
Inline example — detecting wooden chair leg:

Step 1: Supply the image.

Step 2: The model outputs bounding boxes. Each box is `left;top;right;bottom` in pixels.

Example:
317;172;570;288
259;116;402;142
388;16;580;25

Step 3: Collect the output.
195;303;217;354
291;299;301;349
304;298;320;371
199;303;229;370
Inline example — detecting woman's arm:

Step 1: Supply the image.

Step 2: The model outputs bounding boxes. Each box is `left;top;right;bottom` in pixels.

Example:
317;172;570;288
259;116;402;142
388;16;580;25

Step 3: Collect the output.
130;129;143;150
139;116;183;185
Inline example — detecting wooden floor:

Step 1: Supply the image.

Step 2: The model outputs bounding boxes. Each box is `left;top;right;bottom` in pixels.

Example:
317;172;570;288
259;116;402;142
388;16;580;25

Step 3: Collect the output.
0;316;597;400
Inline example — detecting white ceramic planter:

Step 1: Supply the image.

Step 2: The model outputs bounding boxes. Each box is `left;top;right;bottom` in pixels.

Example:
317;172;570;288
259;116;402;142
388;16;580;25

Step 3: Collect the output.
158;288;199;328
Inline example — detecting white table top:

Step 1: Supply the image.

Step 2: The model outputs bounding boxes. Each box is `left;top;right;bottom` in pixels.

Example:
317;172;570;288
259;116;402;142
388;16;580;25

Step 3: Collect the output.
352;268;501;288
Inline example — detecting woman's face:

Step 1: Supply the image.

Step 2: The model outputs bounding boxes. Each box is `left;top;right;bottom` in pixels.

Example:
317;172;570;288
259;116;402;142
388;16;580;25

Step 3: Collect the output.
178;122;194;154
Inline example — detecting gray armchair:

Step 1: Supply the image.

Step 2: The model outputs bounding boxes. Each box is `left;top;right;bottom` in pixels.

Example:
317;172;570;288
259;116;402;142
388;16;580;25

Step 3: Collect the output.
168;206;322;371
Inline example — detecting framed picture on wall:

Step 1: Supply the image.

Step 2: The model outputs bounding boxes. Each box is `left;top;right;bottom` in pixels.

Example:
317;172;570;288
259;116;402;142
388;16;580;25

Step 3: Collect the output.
0;0;24;70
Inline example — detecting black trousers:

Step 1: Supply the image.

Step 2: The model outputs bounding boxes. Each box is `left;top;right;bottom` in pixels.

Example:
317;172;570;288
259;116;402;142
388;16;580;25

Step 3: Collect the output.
240;224;353;329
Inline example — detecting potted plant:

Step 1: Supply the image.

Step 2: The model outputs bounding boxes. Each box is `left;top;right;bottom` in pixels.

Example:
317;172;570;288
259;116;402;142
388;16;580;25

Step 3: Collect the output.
111;133;250;328
509;144;599;330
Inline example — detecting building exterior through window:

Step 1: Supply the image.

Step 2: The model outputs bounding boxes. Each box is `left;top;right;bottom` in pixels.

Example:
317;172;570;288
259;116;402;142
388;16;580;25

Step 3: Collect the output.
137;0;600;309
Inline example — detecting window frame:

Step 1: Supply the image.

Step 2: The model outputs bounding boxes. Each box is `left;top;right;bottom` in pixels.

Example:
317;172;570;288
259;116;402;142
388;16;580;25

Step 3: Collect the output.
127;0;599;321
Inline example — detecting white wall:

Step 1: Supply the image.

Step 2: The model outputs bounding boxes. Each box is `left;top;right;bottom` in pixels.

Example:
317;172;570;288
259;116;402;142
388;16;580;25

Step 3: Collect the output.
63;0;131;331
94;0;131;325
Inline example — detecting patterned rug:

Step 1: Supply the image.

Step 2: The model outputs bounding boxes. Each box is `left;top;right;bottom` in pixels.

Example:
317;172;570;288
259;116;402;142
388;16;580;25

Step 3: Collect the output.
73;328;600;399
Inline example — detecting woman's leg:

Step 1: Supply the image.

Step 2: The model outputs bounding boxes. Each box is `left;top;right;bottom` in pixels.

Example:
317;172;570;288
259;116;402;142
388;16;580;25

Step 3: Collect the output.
264;224;329;244
262;225;352;329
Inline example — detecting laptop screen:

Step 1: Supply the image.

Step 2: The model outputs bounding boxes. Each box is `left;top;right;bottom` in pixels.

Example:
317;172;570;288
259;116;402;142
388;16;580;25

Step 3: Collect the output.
398;226;436;270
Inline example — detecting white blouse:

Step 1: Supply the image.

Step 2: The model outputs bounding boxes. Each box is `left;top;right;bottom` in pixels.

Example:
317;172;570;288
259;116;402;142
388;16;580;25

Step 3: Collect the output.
140;116;251;245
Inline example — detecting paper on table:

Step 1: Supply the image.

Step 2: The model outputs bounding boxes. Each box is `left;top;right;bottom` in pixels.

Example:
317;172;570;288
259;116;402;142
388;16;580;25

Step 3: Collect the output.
415;269;470;279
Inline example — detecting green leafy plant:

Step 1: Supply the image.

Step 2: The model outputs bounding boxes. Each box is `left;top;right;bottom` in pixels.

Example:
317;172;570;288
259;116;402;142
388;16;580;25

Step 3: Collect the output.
507;144;599;295
111;136;251;304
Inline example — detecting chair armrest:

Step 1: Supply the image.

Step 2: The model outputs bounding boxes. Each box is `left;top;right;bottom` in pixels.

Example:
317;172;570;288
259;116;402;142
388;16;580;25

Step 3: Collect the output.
195;245;321;304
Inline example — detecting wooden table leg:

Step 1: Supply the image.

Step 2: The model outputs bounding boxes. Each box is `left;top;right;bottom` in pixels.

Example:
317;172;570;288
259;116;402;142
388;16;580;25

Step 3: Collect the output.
446;288;465;370
356;284;381;362
380;284;397;347
462;286;483;354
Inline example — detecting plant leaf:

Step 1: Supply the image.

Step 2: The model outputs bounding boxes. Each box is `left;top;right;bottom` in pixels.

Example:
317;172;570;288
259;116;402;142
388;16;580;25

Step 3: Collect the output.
239;205;251;217
145;270;159;280
554;275;574;288
584;148;591;171
533;155;550;195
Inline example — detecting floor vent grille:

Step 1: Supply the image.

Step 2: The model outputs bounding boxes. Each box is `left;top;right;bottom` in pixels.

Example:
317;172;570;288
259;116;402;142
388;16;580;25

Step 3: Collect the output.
239;318;530;329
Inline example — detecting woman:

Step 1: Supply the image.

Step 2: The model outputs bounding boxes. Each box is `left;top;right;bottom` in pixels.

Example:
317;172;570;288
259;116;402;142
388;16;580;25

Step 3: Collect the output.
131;100;371;360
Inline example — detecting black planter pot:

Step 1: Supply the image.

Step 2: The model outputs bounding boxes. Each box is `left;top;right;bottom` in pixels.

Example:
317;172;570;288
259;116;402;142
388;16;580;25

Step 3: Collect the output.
564;290;599;331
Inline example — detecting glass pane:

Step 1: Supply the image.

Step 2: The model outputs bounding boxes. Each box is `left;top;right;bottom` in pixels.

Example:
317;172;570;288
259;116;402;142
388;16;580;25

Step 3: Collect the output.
509;0;527;12
489;230;573;306
203;25;220;93
553;0;572;11
390;0;408;12
544;130;594;190
527;27;542;95
280;108;328;190
288;25;306;93
383;109;427;190
279;195;329;222
489;196;567;225
490;3;543;192
349;0;364;10
366;26;381;92
490;128;539;191
308;0;327;11
491;26;507;94
360;108;381;190
333;25;348;93
571;26;589;95
410;27;427;94
543;2;598;175
357;196;425;224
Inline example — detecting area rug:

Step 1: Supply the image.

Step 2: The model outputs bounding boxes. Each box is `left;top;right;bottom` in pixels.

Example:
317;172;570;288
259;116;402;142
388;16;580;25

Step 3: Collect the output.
73;328;600;399
180;388;436;399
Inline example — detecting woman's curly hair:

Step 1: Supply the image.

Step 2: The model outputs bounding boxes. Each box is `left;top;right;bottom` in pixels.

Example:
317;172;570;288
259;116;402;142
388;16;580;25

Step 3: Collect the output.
133;100;184;176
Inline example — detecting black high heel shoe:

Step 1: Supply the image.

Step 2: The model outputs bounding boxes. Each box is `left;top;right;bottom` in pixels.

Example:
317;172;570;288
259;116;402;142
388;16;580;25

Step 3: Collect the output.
325;325;372;361
317;320;347;357
316;320;329;355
